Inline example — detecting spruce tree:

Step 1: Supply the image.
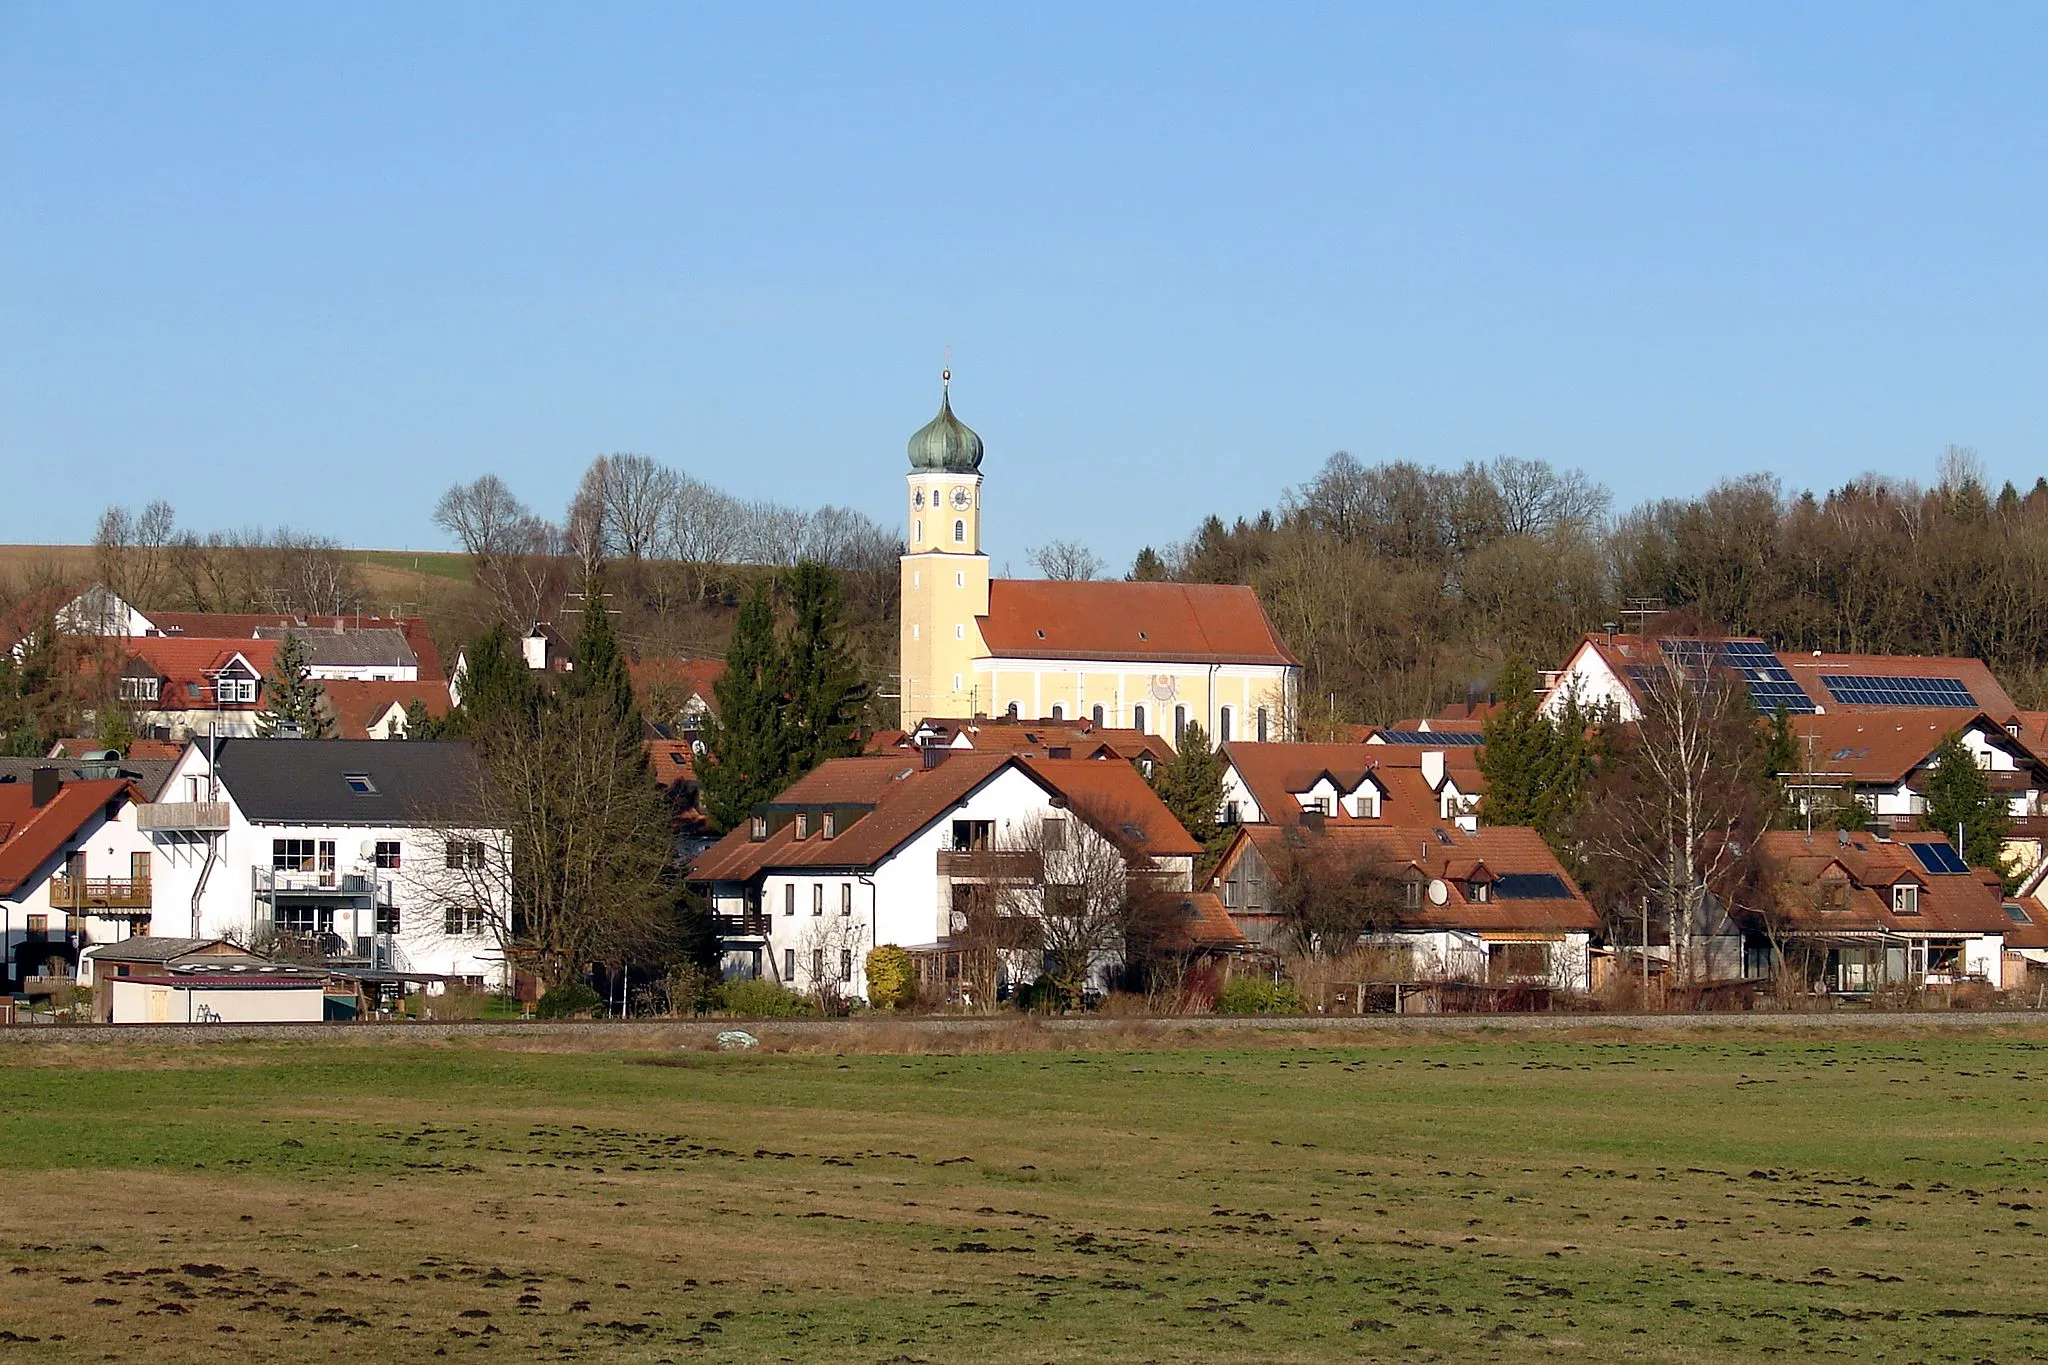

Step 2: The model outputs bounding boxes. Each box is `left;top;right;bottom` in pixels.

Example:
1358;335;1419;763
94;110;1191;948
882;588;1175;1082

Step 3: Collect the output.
255;632;334;738
699;582;788;832
1152;720;1228;870
1478;656;1547;827
1755;705;1801;825
1128;547;1168;581
1923;731;2012;883
781;561;867;775
451;624;536;739
566;571;639;734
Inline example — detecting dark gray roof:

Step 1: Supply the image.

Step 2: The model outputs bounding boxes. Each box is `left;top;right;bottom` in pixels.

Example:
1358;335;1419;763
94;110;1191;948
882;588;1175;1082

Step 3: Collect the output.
211;739;489;826
253;627;418;670
0;757;177;801
86;936;240;964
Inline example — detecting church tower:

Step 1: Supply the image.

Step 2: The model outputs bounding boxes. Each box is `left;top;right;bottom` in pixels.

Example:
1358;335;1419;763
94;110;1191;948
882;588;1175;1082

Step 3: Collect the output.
897;370;990;727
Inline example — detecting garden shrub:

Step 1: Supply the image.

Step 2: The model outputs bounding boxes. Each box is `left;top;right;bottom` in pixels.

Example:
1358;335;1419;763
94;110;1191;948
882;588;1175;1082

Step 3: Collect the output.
865;945;915;1010
721;978;816;1018
535;982;603;1019
1214;976;1303;1015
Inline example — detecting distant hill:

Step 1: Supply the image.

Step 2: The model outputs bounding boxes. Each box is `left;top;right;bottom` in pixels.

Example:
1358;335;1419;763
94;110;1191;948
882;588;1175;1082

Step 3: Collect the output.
0;545;474;613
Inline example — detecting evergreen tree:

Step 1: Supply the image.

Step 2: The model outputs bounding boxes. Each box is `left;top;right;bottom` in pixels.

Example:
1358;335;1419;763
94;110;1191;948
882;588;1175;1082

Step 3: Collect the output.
451;624;535;739
1923;731;2012;884
1479;656;1598;860
566;571;639;734
1756;706;1801;825
255;632;333;738
1128;547;1168;582
699;582;789;832
400;697;447;740
1152;720;1229;871
781;562;867;775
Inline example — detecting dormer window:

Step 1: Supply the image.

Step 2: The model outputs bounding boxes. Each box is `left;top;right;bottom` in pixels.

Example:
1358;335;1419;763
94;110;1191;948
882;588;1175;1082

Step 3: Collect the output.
821;810;836;839
794;812;810;840
1404;877;1422;910
1467;879;1491;904
750;815;768;841
1818;880;1848;912
1892;883;1920;915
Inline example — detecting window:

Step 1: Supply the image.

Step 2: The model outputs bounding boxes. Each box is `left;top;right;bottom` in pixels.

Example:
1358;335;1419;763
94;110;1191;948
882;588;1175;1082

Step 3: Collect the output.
1467;879;1492;903
273;839;316;872
1050;702;1065;720
955;571;964;588
278;903;320;935
376;903;402;935
1489;942;1549;981
784;948;796;981
952;819;993;851
1217;707;1232;743
442;905;488;936
953;520;965;543
1223;800;1241;826
1174;705;1187;744
822;811;837;839
444;840;485;870
812;947;826;980
913;519;922;541
1091;705;1105;727
955;624;965;640
795;812;810;839
751;814;768;841
812;883;824;916
840;948;853;979
1818;880;1847;912
1404;878;1422;909
24;914;46;939
119;676;159;703
1256;707;1269;743
1892;883;1921;915
784;884;796;916
2007;903;2035;925
913;570;920;588
216;676;256;704
1005;701;1020;718
373;840;402;870
1132;704;1147;733
343;773;377;795
840;883;853;916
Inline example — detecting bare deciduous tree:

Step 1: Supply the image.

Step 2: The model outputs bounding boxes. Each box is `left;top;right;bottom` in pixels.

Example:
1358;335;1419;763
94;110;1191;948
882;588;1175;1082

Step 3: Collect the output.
1029;539;1105;581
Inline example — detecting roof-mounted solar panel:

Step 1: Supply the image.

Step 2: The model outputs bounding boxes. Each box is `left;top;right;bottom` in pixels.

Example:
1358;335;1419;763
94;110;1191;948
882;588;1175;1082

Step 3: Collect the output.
1820;675;1977;708
1906;841;1971;875
1375;730;1484;746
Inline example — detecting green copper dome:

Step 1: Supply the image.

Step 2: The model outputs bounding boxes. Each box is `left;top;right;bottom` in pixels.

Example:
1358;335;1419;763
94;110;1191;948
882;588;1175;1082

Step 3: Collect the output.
907;372;984;472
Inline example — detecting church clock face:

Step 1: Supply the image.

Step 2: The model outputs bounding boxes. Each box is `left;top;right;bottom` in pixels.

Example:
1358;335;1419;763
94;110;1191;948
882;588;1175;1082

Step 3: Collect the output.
913;489;925;508
950;486;972;510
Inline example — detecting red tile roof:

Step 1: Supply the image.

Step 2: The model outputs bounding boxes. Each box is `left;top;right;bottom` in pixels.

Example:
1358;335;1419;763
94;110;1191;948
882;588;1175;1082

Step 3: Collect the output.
1787;709;2036;787
977;581;1299;666
0;778;139;896
1164;891;1247;949
123;637;279;706
1216;822;1599;934
1015;757;1201;857
47;738;183;761
1753;830;2011;936
1221;742;1473;825
1785;651;2017;718
143;612;446;681
629;657;727;713
320;680;453;738
903;716;1175;766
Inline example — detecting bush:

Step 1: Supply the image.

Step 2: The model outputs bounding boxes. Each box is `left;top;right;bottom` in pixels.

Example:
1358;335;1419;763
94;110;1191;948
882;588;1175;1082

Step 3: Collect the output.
865;945;915;1011
1214;976;1303;1015
1012;975;1059;1014
535;982;603;1019
721;978;816;1018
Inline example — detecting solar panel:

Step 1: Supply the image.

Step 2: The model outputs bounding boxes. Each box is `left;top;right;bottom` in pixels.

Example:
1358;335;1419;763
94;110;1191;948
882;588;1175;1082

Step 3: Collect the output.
1819;675;1977;708
1493;872;1573;900
1375;730;1485;746
1906;841;1970;875
1645;639;1820;714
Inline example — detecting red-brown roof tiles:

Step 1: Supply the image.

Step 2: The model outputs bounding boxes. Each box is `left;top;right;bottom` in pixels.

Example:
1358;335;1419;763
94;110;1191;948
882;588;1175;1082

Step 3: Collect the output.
977;580;1299;666
0;778;139;896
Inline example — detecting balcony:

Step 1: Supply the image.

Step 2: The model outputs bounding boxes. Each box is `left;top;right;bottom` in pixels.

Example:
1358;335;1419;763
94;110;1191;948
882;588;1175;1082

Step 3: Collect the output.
253;867;392;902
138;801;231;833
936;849;1043;881
48;875;152;915
712;911;772;938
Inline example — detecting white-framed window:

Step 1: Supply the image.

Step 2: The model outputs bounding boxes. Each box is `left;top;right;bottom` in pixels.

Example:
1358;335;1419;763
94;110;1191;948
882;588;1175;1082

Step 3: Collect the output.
444;840;486;870
344;773;377;795
1893;883;1920;915
822;811;836;839
840;948;853;979
840;883;852;916
119;677;159;703
442;905;488;936
784;948;796;980
373;840;402;870
751;814;768;841
1091;705;1105;726
376;903;401;934
273;839;316;872
784;884;796;916
813;947;826;980
1050;703;1065;720
795;812;810;839
812;883;824;916
216;676;257;704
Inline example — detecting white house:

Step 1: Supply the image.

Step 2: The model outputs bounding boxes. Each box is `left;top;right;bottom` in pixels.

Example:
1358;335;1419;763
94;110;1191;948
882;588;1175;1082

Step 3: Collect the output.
0;768;162;995
689;750;1227;1004
142;739;510;988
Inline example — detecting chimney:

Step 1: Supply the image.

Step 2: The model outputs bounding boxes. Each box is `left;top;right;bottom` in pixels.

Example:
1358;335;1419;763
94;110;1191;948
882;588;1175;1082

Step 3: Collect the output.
30;767;60;808
922;746;949;771
1299;809;1326;829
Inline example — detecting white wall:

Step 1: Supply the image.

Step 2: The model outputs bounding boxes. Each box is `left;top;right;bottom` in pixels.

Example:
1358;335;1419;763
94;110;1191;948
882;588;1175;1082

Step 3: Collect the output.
0;791;160;981
107;979;324;1023
1539;643;1636;722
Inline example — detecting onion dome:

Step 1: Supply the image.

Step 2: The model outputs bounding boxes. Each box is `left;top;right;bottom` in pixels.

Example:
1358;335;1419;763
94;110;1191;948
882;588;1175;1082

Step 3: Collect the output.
906;370;984;472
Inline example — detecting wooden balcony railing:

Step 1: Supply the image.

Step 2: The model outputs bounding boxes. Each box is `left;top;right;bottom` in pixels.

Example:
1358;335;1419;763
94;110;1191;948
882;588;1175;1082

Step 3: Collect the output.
49;875;152;912
137;801;230;832
936;849;1043;881
712;911;772;937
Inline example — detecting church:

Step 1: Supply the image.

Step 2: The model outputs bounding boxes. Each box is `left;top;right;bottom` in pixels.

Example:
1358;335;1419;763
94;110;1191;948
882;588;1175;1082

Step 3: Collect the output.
896;375;1300;746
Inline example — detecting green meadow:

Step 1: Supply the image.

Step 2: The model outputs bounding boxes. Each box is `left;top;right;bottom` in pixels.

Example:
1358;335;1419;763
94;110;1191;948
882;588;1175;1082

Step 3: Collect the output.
4;1026;2047;1362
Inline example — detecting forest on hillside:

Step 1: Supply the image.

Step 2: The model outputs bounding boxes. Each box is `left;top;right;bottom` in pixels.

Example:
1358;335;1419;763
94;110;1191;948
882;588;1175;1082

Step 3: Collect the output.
40;444;2048;733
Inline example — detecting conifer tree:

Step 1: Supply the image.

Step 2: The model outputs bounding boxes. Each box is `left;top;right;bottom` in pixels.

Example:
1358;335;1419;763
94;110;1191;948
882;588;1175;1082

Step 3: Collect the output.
255;632;333;738
450;624;535;739
1479;656;1597;858
699;582;788;832
566;571;640;735
1152;720;1229;870
1923;731;2012;884
781;561;867;775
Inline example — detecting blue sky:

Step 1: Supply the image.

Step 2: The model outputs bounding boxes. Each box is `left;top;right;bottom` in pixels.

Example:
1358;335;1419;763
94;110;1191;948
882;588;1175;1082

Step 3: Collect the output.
4;4;2046;572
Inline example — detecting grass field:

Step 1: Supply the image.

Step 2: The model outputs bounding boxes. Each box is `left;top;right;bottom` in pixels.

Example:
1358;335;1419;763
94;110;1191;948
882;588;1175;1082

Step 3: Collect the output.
5;1025;2048;1362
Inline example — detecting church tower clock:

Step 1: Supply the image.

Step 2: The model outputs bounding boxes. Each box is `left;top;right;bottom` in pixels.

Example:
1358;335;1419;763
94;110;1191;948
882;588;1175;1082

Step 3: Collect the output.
898;370;989;727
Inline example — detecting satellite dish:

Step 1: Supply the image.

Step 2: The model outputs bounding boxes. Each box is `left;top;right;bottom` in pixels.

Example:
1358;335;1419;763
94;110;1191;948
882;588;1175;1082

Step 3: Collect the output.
359;840;377;859
1426;879;1450;907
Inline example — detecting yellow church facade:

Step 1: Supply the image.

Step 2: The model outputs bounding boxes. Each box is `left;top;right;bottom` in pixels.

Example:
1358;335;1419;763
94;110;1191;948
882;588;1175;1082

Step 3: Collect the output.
896;376;1300;747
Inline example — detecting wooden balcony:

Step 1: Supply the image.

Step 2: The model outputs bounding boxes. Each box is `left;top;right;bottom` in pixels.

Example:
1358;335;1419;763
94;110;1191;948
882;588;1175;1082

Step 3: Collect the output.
49;876;152;913
138;801;230;833
712;911;772;938
936;849;1042;881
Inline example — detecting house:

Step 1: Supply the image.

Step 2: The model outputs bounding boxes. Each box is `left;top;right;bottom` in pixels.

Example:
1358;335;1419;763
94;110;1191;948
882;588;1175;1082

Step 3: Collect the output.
894;374;1300;741
54;598;447;682
115;636;280;740
689;750;1224;1003
630;657;726;739
890;716;1177;771
1742;830;2012;993
1207;820;1600;992
249;625;420;681
79;936;326;1024
320;679;454;739
1542;631;2019;723
1217;741;1482;831
140;739;510;989
0;769;159;996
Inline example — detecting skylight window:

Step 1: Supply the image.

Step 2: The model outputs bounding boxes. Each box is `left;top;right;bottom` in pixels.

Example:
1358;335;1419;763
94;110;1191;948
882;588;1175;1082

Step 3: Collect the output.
343;773;378;795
